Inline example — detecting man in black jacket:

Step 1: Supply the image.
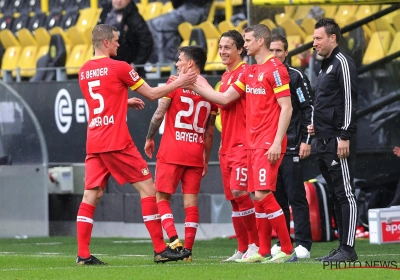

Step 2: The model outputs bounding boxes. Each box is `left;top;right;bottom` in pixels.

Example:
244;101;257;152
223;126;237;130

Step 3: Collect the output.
269;34;313;259
99;0;153;77
308;18;358;262
147;0;212;64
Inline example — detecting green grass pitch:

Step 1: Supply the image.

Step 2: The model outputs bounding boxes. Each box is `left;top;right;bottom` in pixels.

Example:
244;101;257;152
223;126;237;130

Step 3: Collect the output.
0;237;399;279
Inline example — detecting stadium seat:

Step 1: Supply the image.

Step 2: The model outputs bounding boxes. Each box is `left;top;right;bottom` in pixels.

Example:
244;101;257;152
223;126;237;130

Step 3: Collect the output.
44;8;63;30
321;5;337;18
387;32;400;60
204;50;225;72
0;0;13;14
16;28;38;47
283;5;296;18
235;20;247;33
218;20;235;35
30;34;67;82
0;29;20;48
10;12;30;34
355;5;375;21
17;45;39;77
300;17;316;35
74;8;100;33
162;1;173;14
381;4;400;25
393;13;400;32
286;35;303;68
33;27;51;47
259;18;276;32
143;2;163;21
198;21;220;62
334;5;359;24
27;11;47;32
178;21;193;47
65;43;89;75
369;18;397;38
362;31;392;65
60;8;79;30
1;45;22;76
292;5;312;23
274;13;290;26
279;18;308;41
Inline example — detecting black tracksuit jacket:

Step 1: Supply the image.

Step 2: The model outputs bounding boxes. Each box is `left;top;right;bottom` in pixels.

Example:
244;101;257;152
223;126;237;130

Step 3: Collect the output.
285;64;314;154
313;46;358;140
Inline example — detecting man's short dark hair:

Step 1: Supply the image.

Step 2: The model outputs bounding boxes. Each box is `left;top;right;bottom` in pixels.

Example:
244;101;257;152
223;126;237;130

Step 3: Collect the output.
271;33;288;52
92;24;118;48
219;30;245;52
178;46;207;72
315;18;341;43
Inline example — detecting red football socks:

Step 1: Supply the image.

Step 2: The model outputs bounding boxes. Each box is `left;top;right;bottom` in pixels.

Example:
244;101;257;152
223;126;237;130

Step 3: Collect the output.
230;200;248;253
260;193;293;254
184;206;199;250
254;200;272;256
142;197;166;253
157;200;178;239
76;202;96;258
235;194;259;247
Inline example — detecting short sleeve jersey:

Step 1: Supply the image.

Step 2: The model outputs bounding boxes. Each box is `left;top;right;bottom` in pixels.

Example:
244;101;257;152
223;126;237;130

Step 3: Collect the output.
79;56;144;153
219;62;248;154
157;80;218;167
232;55;291;150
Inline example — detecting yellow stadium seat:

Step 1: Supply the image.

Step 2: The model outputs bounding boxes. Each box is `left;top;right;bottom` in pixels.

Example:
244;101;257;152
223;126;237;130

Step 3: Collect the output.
16;28;38;47
162;1;173;14
362;31;392;65
387;32;400;60
178;21;193;47
204;51;225;72
284;6;296;18
235;20;248;33
36;45;49;61
49;27;72;50
335;5;359;23
300;18;316;36
381;5;400;25
143;2;163;21
198;21;220;62
65;44;89;75
292;5;312;23
280;18;308;41
75;8;101;33
286;35;303;68
1;46;22;74
33;27;51;47
259;18;276;32
369;18;397;38
136;3;144;16
218;20;235;35
355;5;375;21
85;44;94;61
322;5;338;18
275;13;290;26
17;45;38;77
393;13;400;32
0;29;21;48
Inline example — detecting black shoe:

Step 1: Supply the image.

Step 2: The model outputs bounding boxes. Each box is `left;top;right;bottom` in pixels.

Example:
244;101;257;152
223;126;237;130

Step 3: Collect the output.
315;249;339;261
324;249;358;262
154;246;183;263
76;255;107;265
181;248;192;262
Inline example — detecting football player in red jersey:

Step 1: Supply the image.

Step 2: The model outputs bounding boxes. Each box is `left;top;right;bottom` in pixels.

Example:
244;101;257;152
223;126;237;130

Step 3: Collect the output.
76;24;197;265
217;30;260;262
144;46;217;262
191;24;296;263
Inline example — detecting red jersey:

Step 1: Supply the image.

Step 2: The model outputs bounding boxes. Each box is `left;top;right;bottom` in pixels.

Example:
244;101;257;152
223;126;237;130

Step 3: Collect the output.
157;82;217;167
79;56;144;153
219;62;248;154
232;55;291;150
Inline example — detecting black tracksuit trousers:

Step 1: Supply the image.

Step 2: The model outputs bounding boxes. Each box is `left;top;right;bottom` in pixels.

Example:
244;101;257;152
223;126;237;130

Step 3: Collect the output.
275;154;313;251
316;137;357;249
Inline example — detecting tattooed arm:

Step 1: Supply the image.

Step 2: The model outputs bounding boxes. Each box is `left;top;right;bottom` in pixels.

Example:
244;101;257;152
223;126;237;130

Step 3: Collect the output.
144;98;172;159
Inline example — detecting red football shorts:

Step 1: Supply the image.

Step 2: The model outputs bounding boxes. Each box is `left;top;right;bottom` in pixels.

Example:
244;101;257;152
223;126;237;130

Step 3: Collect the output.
247;148;283;192
219;148;248;200
85;141;152;190
155;161;202;194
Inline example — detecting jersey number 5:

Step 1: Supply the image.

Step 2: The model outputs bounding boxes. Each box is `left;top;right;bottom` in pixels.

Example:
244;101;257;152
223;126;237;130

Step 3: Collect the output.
175;96;211;133
88;80;104;114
